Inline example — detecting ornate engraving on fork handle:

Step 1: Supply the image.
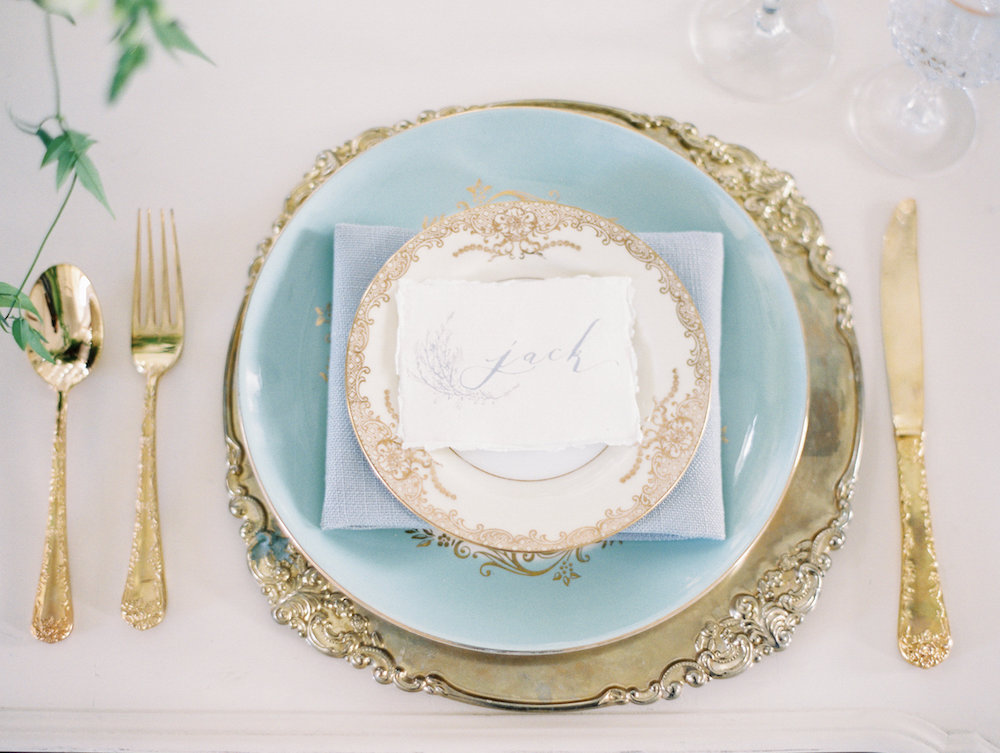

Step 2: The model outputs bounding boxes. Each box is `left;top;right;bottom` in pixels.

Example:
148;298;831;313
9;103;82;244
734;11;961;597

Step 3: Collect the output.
122;372;167;629
32;390;74;643
896;432;951;667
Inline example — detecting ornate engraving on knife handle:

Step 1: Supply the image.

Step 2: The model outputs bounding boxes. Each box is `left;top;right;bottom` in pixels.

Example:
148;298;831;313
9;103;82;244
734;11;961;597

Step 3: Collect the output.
32;390;73;643
896;432;951;667
122;372;167;629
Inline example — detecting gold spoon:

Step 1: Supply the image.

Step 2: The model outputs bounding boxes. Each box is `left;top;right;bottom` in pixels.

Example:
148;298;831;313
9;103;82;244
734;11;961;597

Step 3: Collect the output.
23;264;103;642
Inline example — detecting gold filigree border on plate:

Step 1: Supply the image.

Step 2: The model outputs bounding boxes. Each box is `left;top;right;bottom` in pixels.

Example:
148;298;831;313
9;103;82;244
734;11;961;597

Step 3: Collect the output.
345;200;710;552
423;179;562;227
223;100;862;709
406;529;624;587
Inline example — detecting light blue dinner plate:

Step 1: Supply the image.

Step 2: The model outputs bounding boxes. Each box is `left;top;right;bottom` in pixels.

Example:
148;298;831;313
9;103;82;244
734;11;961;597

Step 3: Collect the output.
237;106;808;653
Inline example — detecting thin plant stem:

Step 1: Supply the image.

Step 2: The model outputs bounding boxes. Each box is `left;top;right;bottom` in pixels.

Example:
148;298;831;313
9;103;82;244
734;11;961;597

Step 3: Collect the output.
45;13;62;119
4;12;72;324
8;14;62;136
5;176;77;322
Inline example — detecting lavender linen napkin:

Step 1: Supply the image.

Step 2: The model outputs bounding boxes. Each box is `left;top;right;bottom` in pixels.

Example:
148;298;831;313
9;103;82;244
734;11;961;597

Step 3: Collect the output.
322;224;725;541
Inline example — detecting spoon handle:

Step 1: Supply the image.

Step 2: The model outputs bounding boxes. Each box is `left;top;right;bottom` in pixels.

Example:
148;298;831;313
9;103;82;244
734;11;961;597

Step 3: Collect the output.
121;371;167;629
32;390;73;643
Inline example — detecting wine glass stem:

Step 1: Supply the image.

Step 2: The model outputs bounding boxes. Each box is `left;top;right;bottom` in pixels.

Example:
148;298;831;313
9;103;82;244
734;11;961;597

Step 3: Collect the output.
755;0;787;36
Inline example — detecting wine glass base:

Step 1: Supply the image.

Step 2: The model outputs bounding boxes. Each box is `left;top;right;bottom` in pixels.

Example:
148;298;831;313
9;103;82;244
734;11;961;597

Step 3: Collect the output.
689;0;836;102
849;64;977;176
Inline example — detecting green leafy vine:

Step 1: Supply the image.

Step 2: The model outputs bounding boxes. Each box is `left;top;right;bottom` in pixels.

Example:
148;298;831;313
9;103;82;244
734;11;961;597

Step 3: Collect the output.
2;0;209;359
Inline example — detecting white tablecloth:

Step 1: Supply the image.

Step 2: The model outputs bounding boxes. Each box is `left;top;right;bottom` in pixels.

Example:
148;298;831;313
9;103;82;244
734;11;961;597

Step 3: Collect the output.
1;1;997;751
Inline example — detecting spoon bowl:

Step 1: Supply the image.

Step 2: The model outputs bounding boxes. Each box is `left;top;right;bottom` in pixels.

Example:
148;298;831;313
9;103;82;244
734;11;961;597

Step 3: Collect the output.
23;264;103;642
25;265;103;391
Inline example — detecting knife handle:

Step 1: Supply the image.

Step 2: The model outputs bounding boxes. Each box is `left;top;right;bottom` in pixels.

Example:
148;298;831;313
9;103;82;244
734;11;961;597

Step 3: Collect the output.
895;431;951;667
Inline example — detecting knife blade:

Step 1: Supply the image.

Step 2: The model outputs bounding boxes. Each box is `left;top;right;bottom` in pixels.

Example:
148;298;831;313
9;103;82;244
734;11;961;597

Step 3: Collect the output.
881;198;951;668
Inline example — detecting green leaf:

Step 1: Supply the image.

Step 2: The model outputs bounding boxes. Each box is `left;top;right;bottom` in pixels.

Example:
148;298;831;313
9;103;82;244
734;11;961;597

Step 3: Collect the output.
108;42;148;102
54;142;77;188
11;316;55;363
151;18;211;63
36;128;54;150
113;0;149;29
73;151;113;216
111;13;141;45
40;131;69;168
11;315;29;349
65;129;96;153
38;129;112;213
39;130;81;189
31;0;76;25
0;282;41;318
107;0;212;102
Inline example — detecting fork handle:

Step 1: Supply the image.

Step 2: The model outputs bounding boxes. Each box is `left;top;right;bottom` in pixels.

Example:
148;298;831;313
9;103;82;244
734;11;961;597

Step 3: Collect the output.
122;370;167;629
32;390;73;643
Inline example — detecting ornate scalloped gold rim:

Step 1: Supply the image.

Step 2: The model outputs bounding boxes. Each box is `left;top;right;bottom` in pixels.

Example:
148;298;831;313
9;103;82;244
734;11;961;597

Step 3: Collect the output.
344;200;711;553
222;100;862;710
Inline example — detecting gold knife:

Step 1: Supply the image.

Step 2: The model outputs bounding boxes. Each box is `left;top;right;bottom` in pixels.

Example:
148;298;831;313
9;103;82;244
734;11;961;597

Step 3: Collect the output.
881;198;951;668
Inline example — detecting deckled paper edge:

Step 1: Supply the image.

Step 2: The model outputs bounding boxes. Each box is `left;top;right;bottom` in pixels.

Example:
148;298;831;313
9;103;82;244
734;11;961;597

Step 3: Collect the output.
394;275;642;451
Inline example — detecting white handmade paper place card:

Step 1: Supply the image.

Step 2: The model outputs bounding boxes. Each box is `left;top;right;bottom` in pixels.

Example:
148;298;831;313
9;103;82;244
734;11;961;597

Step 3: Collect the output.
395;276;641;451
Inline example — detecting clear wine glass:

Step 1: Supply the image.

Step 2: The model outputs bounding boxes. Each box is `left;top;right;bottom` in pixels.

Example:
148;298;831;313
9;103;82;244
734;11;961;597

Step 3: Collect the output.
689;0;836;102
850;0;1000;175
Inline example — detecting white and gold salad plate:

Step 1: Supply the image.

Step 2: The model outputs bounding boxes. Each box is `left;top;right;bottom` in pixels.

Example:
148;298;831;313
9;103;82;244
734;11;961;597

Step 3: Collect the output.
348;201;711;553
224;101;861;706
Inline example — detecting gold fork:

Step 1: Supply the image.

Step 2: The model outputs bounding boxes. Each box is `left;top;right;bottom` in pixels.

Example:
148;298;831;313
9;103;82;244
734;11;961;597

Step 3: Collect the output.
122;209;184;630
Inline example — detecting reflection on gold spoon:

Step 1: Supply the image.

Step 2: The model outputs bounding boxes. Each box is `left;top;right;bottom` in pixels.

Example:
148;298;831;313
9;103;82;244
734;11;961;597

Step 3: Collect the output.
23;264;103;643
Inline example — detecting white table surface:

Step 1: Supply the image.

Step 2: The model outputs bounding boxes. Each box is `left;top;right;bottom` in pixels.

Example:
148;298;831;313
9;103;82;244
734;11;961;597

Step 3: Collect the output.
1;1;998;751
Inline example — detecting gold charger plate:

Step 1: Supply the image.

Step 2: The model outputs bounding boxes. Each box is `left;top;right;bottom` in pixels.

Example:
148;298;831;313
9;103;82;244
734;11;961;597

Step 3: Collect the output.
223;100;862;709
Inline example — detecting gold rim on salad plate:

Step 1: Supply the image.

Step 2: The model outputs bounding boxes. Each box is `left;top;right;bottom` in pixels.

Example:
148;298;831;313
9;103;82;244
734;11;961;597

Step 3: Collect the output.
345;201;712;553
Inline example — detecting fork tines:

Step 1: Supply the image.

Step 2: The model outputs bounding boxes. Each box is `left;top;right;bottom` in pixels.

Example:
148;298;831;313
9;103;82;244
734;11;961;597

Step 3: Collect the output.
133;209;184;333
